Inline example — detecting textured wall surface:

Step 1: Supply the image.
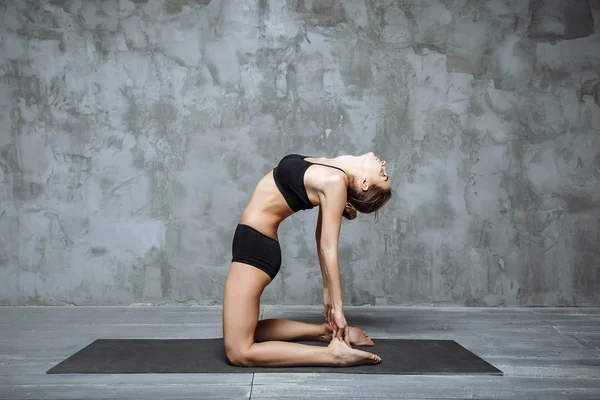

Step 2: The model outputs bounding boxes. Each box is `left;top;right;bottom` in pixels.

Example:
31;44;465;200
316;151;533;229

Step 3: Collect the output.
1;0;599;306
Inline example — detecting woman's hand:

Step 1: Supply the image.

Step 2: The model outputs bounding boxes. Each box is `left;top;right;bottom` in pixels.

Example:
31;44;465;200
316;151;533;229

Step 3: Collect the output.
323;288;350;346
328;305;351;347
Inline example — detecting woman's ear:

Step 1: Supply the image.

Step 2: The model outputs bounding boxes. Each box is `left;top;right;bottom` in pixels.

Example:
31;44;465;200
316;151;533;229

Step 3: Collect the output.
360;177;369;192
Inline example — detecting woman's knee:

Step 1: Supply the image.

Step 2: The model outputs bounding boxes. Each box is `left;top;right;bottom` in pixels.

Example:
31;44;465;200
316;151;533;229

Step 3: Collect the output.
224;342;253;367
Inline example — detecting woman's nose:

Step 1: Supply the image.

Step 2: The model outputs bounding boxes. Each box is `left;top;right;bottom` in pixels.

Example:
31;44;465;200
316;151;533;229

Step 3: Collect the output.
380;160;386;165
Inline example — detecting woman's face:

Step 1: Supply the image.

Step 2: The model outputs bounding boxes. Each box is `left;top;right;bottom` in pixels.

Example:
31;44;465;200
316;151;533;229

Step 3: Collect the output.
360;152;390;191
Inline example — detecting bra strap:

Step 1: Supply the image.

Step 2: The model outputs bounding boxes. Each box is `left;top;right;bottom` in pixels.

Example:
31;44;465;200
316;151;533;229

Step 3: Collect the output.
310;162;347;175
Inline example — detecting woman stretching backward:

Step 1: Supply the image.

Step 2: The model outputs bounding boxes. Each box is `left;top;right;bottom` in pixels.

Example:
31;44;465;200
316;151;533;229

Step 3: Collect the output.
223;152;392;367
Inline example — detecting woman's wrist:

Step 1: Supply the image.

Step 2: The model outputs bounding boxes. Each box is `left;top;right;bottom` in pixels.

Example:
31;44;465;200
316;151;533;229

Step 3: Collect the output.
323;284;342;308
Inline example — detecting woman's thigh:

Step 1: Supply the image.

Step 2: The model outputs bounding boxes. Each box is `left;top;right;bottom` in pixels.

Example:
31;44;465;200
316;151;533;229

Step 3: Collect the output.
222;262;272;351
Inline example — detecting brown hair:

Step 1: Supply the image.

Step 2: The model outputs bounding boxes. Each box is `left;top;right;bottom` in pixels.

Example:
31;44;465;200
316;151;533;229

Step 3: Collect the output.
343;185;392;220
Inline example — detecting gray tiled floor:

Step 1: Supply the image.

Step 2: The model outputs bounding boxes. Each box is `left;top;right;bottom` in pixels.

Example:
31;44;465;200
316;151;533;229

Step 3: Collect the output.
1;306;599;399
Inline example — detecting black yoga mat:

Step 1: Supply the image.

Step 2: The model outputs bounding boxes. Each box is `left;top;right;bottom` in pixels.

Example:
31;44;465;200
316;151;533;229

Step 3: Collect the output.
47;338;502;375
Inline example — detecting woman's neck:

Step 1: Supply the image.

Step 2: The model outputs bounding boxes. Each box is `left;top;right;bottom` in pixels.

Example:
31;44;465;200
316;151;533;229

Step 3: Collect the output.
332;155;364;186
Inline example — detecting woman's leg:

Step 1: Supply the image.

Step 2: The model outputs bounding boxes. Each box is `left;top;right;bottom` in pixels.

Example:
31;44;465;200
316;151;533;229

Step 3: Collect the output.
254;319;374;346
222;262;381;367
254;319;326;342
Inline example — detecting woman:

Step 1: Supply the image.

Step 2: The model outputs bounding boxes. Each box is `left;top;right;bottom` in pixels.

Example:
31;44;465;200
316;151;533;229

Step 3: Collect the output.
223;152;392;367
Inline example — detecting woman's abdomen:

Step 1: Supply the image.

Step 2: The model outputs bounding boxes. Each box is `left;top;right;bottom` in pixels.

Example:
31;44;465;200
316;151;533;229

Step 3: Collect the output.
238;171;294;240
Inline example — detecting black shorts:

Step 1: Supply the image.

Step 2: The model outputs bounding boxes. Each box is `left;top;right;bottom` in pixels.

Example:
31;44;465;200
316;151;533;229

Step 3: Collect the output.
231;224;281;280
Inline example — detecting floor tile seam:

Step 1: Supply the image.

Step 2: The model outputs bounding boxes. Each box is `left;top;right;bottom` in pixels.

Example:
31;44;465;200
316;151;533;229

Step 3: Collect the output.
535;313;600;357
249;373;255;400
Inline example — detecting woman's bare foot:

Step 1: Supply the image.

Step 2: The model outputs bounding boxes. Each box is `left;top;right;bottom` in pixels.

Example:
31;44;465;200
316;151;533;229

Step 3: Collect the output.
327;337;381;366
319;323;374;346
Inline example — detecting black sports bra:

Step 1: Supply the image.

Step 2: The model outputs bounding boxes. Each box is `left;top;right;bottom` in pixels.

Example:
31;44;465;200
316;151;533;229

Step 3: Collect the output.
272;154;346;212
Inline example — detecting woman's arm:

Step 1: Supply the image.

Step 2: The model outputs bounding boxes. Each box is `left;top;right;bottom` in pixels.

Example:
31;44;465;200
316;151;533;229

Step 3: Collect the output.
315;175;346;308
314;175;351;345
316;207;333;323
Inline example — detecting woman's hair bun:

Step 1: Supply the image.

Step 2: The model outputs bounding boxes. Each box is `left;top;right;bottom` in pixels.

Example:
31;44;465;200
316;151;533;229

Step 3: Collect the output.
343;201;357;220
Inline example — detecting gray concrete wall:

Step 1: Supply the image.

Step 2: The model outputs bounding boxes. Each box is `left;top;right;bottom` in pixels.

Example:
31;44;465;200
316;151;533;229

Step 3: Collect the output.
1;0;599;307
